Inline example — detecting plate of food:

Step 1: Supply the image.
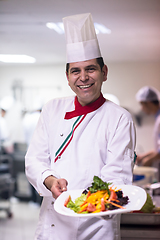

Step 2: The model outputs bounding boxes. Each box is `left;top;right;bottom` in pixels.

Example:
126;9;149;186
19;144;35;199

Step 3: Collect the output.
54;176;147;218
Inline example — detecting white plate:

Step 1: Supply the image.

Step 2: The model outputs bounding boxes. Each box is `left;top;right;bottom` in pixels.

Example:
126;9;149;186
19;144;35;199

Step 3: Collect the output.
150;182;160;190
54;185;147;218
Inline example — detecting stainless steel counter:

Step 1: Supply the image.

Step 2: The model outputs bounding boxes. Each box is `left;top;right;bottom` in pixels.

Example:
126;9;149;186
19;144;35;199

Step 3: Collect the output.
121;225;160;240
120;196;160;240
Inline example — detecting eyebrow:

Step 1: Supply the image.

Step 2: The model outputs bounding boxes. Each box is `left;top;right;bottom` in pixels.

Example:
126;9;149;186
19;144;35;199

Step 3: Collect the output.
69;64;98;73
69;67;80;72
85;64;98;69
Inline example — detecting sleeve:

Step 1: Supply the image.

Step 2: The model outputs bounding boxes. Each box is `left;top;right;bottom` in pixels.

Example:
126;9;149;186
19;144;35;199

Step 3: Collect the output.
101;113;136;185
25;106;61;197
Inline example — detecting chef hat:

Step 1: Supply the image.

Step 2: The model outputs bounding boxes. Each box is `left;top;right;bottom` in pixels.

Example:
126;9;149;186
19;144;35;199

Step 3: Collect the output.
136;86;160;102
0;96;14;111
63;13;101;63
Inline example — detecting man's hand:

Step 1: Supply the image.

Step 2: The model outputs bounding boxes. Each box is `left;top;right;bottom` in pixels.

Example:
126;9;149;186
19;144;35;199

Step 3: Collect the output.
136;154;144;163
136;151;160;167
44;175;68;199
141;156;153;166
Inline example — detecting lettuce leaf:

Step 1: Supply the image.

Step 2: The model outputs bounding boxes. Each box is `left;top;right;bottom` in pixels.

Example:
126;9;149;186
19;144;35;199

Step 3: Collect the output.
67;194;87;213
88;176;112;193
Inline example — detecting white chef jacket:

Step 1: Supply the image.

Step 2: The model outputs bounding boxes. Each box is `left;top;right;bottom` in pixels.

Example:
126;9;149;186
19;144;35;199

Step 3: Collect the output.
153;109;160;181
153;109;160;153
25;96;136;240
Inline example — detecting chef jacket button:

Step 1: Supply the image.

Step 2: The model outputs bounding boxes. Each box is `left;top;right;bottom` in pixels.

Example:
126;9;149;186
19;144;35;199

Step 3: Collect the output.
58;156;61;159
60;133;63;136
51;201;54;205
51;224;55;227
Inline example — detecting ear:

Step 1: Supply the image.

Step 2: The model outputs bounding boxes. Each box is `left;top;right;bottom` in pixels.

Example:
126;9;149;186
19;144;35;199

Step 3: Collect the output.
102;65;108;82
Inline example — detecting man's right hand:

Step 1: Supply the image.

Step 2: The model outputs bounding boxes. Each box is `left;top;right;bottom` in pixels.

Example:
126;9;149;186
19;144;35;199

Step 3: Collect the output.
44;175;68;199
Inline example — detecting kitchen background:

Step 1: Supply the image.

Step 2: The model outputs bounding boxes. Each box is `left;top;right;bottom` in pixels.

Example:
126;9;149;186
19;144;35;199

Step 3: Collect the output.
0;0;160;154
0;62;160;152
0;0;160;239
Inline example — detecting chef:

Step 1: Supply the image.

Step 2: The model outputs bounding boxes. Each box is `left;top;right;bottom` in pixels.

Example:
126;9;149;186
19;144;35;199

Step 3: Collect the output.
136;86;160;180
0;96;14;153
22;99;43;147
25;13;136;240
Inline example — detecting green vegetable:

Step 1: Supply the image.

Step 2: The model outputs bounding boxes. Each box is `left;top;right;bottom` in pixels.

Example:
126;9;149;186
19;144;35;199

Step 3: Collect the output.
67;194;87;213
75;194;87;206
88;176;112;194
66;176;112;213
140;193;155;213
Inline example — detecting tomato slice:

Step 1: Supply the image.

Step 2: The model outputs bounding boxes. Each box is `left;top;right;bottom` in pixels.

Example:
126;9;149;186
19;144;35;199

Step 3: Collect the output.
109;190;117;201
87;203;96;212
64;195;71;207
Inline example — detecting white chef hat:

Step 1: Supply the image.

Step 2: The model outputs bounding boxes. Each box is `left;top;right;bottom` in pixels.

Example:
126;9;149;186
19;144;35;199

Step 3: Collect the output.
0;96;14;111
136;86;160;102
63;13;101;63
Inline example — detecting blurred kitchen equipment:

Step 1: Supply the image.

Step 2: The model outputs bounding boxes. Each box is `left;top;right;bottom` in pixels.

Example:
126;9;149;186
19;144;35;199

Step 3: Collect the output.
121;212;160;225
121;169;160;239
150;182;160;195
133;165;158;186
0;154;15;217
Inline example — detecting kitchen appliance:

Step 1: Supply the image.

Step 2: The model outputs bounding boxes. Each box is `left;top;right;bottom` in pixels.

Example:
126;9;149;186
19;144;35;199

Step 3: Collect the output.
133;165;158;186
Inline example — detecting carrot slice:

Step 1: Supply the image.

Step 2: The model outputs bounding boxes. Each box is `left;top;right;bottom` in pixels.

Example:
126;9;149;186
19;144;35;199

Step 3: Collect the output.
80;201;87;207
105;199;125;209
78;203;89;213
80;191;91;207
86;191;91;199
101;198;106;211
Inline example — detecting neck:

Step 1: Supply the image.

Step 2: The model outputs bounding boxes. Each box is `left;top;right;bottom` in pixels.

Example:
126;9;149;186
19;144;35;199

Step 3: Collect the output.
77;94;101;107
64;93;106;119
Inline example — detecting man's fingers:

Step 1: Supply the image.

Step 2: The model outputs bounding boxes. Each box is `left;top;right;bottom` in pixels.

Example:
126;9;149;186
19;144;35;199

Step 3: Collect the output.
50;178;68;199
58;178;68;192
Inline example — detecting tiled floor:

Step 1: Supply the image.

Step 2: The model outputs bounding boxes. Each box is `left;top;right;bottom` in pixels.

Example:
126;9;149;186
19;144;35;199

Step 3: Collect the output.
0;199;40;240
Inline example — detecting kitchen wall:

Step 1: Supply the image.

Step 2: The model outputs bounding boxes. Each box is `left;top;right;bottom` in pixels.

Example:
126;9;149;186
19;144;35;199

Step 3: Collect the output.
103;61;160;154
0;61;160;153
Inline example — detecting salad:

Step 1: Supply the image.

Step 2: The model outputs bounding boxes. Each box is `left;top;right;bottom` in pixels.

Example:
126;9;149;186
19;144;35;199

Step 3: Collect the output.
64;176;129;214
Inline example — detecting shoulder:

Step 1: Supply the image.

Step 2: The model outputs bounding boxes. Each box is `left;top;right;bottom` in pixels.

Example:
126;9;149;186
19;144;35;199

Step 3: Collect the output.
43;95;75;111
103;100;133;122
38;96;75;125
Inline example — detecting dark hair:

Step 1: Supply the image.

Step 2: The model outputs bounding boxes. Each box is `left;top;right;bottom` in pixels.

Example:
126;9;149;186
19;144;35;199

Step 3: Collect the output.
66;57;104;73
151;100;159;106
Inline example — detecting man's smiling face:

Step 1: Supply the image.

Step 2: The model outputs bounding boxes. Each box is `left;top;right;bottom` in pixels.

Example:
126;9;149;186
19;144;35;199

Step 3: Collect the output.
66;59;108;106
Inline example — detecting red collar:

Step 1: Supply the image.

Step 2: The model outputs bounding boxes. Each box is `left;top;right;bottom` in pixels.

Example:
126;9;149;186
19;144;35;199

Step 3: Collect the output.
64;93;106;119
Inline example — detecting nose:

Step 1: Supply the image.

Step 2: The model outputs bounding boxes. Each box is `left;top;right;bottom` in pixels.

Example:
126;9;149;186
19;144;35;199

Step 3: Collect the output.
80;70;89;82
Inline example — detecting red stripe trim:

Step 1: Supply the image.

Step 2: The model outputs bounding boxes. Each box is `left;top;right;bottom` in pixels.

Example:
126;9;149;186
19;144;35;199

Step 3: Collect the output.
54;114;86;162
65;93;106;119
